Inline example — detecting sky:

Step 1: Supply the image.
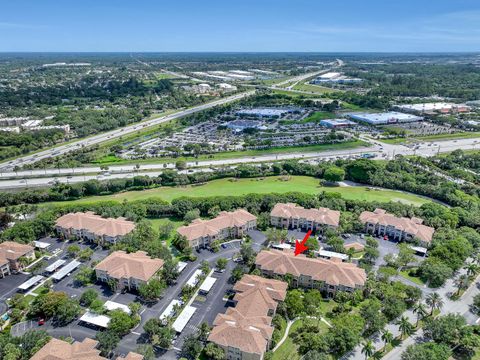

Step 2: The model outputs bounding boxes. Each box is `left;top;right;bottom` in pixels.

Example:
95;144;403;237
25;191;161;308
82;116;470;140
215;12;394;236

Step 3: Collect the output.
0;0;479;52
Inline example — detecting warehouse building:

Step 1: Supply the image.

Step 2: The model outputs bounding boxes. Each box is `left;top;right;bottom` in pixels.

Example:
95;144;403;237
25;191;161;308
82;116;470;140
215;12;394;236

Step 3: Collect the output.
394;102;471;114
349;112;423;125
319;119;356;128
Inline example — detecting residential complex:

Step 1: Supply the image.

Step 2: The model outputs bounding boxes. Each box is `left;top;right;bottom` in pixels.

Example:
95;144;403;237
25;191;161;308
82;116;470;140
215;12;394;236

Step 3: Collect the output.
255;249;366;297
359;208;435;245
177;209;257;248
208;274;287;360
55;211;136;244
95;250;164;291
0;241;35;277
270;203;340;232
30;337;143;360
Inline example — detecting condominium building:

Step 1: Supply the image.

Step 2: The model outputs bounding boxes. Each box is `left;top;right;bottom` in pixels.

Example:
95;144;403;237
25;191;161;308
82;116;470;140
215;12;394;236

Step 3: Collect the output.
255;249;366;297
95;251;164;291
270;203;340;232
55;211;135;245
30;337;143;360
0;241;35;276
177;209;257;248
208;275;287;360
359;208;435;245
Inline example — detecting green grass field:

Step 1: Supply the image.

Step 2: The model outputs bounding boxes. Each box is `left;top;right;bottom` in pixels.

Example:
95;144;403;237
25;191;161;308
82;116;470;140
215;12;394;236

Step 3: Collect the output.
400;269;426;286
86;140;368;167
292;82;336;94
44;176;432;207
379;131;480;145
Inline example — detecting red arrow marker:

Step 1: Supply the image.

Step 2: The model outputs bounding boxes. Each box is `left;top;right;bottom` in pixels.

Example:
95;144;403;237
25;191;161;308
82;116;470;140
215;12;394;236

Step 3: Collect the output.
294;229;312;256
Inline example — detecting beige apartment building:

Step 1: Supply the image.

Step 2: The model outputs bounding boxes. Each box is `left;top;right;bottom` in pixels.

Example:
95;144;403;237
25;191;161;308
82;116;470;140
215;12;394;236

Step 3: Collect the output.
208;275;287;360
55;211;136;245
0;241;35;276
177;209;257;248
95;251;164;291
359;208;435;245
255;249;366;297
30;337;143;360
270;203;340;232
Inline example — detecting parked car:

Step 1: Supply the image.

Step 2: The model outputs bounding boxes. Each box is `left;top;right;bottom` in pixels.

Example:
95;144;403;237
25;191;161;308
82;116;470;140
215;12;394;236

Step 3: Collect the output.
38;319;45;326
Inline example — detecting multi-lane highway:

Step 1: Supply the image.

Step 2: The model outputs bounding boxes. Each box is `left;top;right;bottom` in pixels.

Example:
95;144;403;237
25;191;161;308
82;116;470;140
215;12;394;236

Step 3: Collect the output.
0;91;255;172
1;136;479;189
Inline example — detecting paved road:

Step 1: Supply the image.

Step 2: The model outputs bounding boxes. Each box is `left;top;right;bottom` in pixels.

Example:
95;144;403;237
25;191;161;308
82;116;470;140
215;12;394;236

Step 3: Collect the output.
2;135;480;190
0;91;254;172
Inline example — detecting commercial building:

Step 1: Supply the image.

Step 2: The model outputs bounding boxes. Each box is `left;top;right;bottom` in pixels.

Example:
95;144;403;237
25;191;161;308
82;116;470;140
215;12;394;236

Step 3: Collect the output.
270;203;340;232
177;209;257;249
319;119;356;128
311;72;362;84
55;211;135;245
208;275;287;360
30;337;142;360
359;208;435;245
218;83;237;92
394;102;471;114
95;251;164;291
255;249;366;297
235;108;290;118
0;241;35;276
349;112;423;125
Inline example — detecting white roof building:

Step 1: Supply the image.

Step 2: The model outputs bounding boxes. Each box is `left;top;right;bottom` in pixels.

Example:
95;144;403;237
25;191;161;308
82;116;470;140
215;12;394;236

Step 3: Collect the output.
159;299;183;322
185;269;203;288
177;261;188;273
45;259;66;273
79;311;110;328
33;241;51;250
103;300;131;314
199;276;217;294
349;112;423;125
51;260;81;281
18;275;44;291
172;305;197;333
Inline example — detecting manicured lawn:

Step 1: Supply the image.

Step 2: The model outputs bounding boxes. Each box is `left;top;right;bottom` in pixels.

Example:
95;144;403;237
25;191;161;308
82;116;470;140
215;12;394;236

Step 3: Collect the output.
272;89;321;98
292;82;336;94
84;140;369;167
280;111;336;125
44;176;432;208
399;269;426;286
272;319;304;360
379;131;480;144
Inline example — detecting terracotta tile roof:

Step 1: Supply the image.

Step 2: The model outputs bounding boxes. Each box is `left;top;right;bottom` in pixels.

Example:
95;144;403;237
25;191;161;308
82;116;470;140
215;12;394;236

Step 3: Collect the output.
56;212;135;238
177;209;256;242
359;208;435;243
208;307;273;355
255;249;366;288
0;241;34;261
233;274;287;302
30;338;104;360
95;251;164;282
233;286;279;317
271;203;340;227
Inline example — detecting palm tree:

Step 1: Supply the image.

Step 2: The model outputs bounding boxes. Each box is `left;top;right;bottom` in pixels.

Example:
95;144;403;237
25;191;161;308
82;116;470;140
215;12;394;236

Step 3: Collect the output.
455;274;470;296
465;263;479;277
361;340;375;360
381;329;393;352
426;292;443;316
412;302;427;327
396;316;413;340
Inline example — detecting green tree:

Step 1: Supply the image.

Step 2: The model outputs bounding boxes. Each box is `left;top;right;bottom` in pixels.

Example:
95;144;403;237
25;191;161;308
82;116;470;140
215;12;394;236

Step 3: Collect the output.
80;289;98;307
181;335;202;360
95;331;120;357
323;166;345;183
136;344;155;360
455;274;470;296
285;289;304;319
183;209;200;224
216;258;228;271
396;316;414;340
361;340;375;360
412;302;427;327
66;244;80;257
381;329;393;352
203;342;225;360
139;278;166;302
108;309;136;336
401;343;451;360
426;292;443;316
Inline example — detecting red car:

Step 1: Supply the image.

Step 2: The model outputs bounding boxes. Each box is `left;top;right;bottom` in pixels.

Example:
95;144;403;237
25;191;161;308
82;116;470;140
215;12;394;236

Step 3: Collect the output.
38;319;45;326
383;235;388;241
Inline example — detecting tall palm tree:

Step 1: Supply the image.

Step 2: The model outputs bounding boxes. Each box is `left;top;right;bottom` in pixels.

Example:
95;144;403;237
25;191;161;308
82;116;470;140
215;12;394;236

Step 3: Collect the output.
412;302;427;327
361;340;375;360
396;316;414;340
455;274;470;295
465;263;479;277
426;292;443;316
381;329;393;352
